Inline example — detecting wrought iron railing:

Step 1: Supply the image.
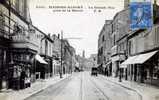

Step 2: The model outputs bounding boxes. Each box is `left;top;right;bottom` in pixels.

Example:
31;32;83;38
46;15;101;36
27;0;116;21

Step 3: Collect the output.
0;10;39;46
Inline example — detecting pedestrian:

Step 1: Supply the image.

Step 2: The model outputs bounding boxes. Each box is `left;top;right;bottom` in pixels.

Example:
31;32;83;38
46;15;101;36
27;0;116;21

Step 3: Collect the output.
20;70;26;89
13;65;20;90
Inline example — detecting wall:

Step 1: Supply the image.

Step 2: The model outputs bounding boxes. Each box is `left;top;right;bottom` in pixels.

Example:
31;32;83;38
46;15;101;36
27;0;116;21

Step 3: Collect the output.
129;25;159;55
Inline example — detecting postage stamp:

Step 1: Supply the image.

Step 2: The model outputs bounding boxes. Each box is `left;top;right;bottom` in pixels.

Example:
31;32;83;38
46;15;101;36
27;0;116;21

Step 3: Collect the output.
130;2;153;30
130;0;151;2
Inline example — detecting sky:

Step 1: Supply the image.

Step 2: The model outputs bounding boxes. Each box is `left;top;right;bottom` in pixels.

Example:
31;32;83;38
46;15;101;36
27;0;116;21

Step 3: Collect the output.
29;0;124;58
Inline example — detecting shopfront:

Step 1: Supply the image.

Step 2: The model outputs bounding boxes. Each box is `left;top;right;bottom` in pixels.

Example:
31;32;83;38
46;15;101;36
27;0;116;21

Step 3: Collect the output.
35;54;48;79
111;55;120;77
104;61;112;76
121;50;159;83
0;36;11;90
8;48;36;90
0;47;8;90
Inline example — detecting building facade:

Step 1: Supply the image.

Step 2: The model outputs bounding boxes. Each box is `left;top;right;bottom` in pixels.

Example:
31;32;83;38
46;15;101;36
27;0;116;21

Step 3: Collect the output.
0;0;60;90
126;8;159;83
111;8;130;78
97;20;113;75
89;54;98;67
97;22;106;74
98;0;159;85
0;0;36;90
119;1;159;83
62;39;76;74
51;34;61;76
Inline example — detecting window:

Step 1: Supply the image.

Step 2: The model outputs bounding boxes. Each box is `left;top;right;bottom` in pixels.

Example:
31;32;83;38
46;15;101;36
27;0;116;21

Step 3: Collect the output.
102;35;105;42
128;41;132;55
0;12;5;32
113;34;115;45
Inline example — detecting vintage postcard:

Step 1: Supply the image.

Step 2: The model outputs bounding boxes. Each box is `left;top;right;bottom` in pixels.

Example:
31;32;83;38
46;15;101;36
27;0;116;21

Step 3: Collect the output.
0;0;159;100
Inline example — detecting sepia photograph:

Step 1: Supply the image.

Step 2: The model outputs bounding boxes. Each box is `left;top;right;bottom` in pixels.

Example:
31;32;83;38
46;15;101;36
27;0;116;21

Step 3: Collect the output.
0;0;159;100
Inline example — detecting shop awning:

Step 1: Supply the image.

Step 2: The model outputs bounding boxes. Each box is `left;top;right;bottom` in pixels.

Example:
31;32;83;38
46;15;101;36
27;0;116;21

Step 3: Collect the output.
121;56;137;65
35;54;48;64
121;51;158;65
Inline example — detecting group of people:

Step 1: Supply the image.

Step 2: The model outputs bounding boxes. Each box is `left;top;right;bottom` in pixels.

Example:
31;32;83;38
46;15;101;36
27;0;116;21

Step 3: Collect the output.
11;64;31;90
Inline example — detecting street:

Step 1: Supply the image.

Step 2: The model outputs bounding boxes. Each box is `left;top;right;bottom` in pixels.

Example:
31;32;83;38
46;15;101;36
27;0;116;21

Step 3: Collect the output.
25;72;141;100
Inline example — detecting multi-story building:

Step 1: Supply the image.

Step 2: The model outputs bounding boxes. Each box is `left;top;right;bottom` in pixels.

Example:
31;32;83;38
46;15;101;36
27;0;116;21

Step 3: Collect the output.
32;27;54;79
111;8;130;77
122;2;159;83
0;0;56;90
98;20;112;74
99;0;159;85
97;0;159;85
51;34;61;75
68;46;76;73
97;22;106;74
62;39;76;74
0;0;35;90
103;21;113;76
0;1;12;90
88;54;98;70
75;55;83;71
89;54;97;67
75;54;90;71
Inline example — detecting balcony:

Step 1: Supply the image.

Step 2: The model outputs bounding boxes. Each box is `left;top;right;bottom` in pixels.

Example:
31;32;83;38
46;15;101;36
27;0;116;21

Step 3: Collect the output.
11;33;39;51
12;34;28;42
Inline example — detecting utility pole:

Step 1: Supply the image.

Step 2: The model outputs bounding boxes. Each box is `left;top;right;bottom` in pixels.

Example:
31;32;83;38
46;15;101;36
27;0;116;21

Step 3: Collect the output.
60;30;63;78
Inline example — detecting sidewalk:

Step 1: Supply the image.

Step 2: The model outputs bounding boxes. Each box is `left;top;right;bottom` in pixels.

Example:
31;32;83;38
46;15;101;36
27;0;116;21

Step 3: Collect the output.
0;74;71;100
100;75;159;100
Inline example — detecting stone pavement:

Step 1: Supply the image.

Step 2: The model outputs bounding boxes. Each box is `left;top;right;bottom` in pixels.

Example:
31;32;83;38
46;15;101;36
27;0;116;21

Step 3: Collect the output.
0;74;71;100
100;75;159;100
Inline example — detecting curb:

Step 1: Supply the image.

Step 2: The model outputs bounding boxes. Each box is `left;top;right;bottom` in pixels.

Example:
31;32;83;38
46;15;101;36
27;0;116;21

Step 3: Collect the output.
23;75;71;100
4;74;72;100
100;76;143;100
109;79;142;100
